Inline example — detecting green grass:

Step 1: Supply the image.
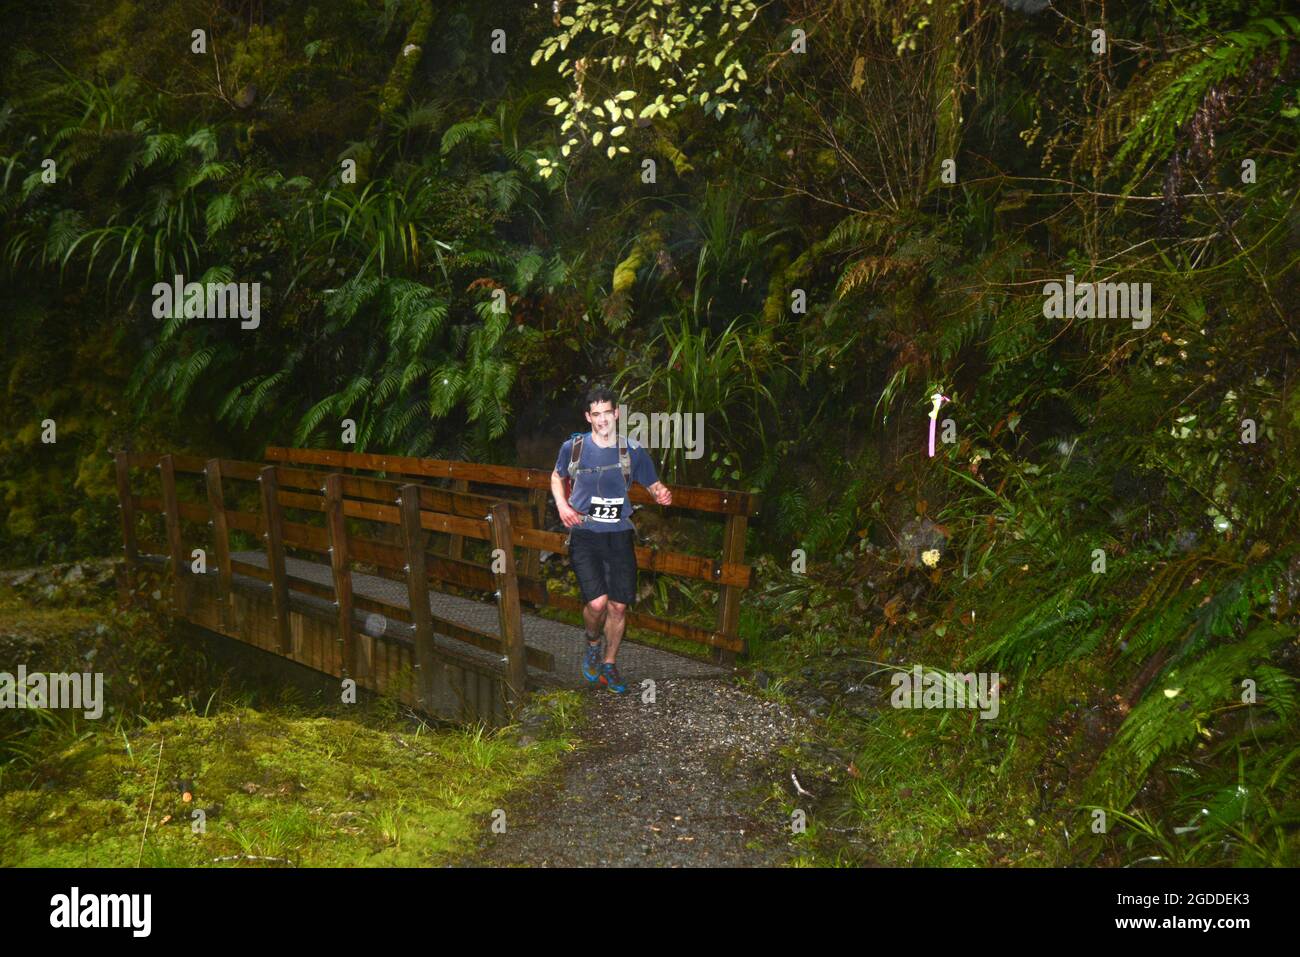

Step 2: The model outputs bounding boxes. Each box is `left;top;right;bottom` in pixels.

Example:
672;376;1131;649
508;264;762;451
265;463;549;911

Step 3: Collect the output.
0;580;584;867
0;695;582;867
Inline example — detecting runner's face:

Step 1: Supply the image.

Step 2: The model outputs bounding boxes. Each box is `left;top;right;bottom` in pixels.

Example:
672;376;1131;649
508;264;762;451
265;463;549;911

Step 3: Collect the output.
585;401;617;437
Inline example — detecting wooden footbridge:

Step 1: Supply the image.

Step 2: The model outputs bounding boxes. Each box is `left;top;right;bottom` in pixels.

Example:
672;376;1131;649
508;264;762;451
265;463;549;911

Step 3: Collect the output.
112;446;758;725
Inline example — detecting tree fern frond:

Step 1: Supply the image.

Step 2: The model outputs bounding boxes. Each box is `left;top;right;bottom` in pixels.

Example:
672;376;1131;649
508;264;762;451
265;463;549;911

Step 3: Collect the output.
205;193;239;234
372;367;402;407
399;357;434;393
440;118;497;155
172;344;219;407
242;370;289;428
325;275;382;323
1080;18;1298;190
292;391;344;446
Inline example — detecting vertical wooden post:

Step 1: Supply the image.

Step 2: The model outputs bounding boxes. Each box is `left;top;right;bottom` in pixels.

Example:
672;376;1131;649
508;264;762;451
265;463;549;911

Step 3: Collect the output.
447;478;469;560
113;451;139;596
713;511;748;666
487;502;526;712
520;487;548;580
324;473;365;678
158;454;188;614
204;459;234;631
259;465;292;654
399;483;436;712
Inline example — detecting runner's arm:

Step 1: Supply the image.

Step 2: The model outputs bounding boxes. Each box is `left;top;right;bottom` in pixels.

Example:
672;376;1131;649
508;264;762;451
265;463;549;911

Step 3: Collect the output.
646;480;672;506
631;444;672;506
550;469;568;510
552;470;585;526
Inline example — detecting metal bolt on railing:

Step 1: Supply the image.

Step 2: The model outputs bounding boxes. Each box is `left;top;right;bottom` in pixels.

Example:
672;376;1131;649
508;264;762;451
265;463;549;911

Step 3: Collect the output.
395;496;402;505
403;563;410;572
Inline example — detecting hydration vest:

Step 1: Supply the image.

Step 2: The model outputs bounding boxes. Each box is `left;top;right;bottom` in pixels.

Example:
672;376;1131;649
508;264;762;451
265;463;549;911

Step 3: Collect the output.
563;431;631;504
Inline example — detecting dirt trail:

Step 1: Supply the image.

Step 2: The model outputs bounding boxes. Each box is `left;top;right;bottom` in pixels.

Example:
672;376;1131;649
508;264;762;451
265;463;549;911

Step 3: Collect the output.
460;675;806;867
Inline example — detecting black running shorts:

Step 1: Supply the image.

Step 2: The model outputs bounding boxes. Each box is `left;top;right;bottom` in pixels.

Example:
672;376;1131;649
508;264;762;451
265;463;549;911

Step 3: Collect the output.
568;527;638;605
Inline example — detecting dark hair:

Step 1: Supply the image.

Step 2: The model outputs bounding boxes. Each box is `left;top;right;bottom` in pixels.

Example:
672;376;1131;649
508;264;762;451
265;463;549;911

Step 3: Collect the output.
584;384;618;412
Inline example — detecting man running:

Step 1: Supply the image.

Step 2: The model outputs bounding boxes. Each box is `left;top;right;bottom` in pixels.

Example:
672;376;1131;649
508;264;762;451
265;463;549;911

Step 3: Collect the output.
551;386;672;693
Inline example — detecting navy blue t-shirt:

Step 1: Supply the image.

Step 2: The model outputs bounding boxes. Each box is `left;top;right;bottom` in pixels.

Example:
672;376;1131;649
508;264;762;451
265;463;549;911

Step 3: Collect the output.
555;432;658;534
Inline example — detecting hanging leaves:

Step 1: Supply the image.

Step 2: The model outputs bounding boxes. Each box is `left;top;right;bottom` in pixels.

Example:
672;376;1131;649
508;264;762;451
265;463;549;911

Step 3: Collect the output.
529;0;761;177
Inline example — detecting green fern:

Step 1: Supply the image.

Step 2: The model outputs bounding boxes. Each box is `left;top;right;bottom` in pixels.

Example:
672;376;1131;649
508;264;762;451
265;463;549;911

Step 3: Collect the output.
1082;16;1300;191
1090;624;1296;808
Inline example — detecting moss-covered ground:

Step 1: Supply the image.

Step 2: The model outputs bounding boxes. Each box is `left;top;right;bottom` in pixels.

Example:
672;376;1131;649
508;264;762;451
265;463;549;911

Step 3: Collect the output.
0;578;583;867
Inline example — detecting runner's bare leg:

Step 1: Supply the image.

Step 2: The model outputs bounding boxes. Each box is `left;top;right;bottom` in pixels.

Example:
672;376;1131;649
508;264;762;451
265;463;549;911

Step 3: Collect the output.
583;595;608;640
603;600;627;663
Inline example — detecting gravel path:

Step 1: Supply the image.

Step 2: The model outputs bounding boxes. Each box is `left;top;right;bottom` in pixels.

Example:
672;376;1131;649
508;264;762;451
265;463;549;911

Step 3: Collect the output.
460;675;807;867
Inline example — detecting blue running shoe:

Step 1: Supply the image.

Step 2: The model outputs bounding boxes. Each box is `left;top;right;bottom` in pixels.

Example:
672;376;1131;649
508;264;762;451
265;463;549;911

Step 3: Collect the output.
598;662;627;695
582;638;603;683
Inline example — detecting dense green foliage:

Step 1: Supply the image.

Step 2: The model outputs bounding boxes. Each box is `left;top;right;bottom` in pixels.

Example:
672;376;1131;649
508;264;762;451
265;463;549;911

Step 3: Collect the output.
2;0;1297;864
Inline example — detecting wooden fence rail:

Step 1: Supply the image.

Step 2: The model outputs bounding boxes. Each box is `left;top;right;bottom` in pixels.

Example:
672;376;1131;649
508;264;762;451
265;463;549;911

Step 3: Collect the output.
262;446;759;661
115;450;535;720
114;446;758;722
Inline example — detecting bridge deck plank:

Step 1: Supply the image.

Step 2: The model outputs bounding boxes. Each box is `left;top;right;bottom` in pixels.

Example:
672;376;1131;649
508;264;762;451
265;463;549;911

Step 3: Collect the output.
223;550;728;686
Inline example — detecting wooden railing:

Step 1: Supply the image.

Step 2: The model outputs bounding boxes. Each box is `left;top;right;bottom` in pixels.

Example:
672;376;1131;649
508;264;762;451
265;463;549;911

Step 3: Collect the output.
263;446;760;659
113;443;759;715
115;450;536;712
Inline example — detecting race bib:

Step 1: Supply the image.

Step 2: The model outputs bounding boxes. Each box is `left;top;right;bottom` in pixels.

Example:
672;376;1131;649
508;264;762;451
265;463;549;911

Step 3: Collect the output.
588;496;625;523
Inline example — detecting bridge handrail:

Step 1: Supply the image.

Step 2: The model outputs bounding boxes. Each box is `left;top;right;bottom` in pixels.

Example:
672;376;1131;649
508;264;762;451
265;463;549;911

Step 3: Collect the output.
263;446;756;659
114;451;533;711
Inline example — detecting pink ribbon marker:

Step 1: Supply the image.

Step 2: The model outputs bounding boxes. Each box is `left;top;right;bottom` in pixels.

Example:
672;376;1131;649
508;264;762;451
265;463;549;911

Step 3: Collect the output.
928;393;950;457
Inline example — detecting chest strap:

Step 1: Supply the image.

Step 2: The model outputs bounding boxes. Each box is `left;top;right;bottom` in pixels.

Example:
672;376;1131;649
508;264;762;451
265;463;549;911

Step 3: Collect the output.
569;432;631;488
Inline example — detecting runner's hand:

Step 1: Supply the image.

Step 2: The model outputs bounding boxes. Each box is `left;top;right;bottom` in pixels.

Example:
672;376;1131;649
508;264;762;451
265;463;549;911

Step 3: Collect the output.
559;502;585;527
651;484;672;507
